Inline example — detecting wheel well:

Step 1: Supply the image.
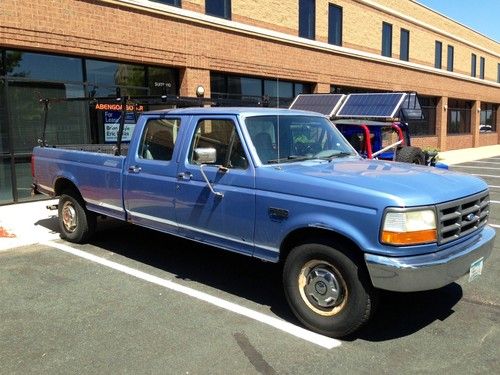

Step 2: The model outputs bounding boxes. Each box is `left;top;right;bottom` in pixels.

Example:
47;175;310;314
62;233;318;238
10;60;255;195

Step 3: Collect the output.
54;178;80;198
280;227;364;264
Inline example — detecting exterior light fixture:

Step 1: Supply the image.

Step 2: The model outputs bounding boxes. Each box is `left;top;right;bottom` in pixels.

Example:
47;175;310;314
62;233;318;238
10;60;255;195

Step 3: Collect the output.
196;85;205;97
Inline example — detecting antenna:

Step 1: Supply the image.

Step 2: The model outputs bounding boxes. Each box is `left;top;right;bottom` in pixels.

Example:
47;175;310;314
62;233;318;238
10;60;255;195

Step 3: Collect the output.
276;77;280;163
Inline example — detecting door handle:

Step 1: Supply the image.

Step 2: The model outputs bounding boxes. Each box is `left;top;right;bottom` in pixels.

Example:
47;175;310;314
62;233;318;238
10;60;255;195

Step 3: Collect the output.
128;165;142;173
177;172;192;181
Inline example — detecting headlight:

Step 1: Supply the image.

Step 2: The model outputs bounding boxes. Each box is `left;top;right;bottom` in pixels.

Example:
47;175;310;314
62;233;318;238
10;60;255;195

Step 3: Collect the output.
381;208;437;246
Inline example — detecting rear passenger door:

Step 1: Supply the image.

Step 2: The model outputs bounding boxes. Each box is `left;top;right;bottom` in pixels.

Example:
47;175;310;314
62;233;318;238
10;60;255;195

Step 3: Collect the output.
175;116;256;255
123;116;183;234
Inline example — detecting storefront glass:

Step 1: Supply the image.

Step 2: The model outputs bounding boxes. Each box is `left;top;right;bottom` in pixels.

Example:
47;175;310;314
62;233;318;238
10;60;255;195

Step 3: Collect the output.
0;77;13;204
6;50;83;82
0;49;179;204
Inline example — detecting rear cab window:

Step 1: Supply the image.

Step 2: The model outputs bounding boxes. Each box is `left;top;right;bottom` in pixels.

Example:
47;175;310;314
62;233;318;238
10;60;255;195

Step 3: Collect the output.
138;118;181;161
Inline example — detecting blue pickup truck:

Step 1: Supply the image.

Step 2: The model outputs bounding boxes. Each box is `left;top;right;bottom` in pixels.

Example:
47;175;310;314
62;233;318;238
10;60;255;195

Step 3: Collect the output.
32;107;495;338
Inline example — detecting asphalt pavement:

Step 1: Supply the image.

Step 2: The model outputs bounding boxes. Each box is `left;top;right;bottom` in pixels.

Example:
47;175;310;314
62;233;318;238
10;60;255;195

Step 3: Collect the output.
1;147;499;374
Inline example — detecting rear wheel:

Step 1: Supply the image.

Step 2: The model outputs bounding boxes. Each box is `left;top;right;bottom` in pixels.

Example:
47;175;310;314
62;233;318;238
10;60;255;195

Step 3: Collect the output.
58;192;96;243
396;146;425;165
283;239;376;338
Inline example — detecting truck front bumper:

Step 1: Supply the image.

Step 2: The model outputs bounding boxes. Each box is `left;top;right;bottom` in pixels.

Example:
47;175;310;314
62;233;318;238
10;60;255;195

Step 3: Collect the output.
365;226;496;292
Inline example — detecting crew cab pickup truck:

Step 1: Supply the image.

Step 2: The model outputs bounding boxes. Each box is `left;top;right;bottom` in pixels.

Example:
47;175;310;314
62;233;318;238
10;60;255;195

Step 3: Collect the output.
32;107;495;338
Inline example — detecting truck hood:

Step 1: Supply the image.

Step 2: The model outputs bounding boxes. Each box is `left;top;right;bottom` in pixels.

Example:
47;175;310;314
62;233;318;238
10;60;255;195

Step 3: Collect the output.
261;158;488;207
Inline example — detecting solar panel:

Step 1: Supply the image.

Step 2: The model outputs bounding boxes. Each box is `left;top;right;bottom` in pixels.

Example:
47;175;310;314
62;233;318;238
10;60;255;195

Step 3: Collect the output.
335;93;407;119
289;94;345;116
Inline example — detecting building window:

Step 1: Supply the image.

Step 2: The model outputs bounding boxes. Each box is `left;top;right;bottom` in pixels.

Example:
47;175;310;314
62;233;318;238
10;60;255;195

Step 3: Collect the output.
479;57;485;79
5;50;83;82
407;96;437;136
299;0;315;39
471;54;476;77
498;63;500;83
447;45;454;72
447;99;471;134
328;4;342;46
153;0;181;6
210;72;310;107
400;28;409;61
205;0;231;20
480;103;497;132
381;22;392;57
434;41;442;69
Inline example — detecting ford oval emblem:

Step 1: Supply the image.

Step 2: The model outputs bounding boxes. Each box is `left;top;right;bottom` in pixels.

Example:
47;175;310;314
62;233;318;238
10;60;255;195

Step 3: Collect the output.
465;213;476;222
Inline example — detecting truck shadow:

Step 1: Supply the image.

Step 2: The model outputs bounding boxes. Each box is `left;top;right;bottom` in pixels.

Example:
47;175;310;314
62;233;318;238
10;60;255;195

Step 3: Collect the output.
350;284;462;342
36;216;463;342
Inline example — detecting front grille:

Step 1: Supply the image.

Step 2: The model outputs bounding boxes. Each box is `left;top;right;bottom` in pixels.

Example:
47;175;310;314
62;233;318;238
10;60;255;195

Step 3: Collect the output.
437;191;490;244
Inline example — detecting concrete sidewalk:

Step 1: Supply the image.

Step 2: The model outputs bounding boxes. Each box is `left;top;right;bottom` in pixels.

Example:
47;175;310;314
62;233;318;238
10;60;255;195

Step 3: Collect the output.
437;144;500;165
0;199;59;251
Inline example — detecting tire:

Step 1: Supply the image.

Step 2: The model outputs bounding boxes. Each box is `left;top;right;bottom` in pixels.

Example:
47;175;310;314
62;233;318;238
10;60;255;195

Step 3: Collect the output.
396;146;425;165
58;192;96;243
283;239;376;338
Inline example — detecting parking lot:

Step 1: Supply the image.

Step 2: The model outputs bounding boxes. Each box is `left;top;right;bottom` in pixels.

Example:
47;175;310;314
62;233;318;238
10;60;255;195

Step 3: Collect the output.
1;158;499;374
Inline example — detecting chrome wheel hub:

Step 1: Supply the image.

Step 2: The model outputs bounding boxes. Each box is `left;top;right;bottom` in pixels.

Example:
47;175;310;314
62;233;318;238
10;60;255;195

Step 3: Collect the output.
305;266;341;308
298;260;347;316
62;201;77;233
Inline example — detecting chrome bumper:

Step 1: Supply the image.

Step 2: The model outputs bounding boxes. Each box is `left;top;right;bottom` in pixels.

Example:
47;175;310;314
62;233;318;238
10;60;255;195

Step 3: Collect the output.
365;226;496;292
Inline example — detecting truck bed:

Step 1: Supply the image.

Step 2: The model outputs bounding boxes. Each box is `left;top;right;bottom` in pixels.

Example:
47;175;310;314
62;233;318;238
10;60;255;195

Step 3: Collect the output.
32;145;127;220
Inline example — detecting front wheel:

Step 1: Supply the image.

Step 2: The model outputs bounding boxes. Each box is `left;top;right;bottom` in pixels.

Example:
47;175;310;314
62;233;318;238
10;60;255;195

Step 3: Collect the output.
58;193;96;243
283;240;376;338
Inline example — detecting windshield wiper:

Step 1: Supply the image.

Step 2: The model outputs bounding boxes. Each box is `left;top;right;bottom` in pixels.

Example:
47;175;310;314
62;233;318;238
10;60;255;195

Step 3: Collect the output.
321;152;354;161
267;155;315;164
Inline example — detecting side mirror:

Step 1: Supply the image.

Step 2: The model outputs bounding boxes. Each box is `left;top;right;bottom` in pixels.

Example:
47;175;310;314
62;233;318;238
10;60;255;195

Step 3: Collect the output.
194;147;217;165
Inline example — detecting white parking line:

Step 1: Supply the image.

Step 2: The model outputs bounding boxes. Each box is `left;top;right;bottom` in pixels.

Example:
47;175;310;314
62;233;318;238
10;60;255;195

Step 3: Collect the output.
465;161;500;165
472;174;500;178
489;185;500;189
490;200;500;204
490;224;500;229
453;165;500;170
42;240;341;350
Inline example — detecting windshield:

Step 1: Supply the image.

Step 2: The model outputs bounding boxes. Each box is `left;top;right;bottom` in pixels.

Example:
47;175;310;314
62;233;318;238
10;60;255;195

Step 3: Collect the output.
244;115;356;164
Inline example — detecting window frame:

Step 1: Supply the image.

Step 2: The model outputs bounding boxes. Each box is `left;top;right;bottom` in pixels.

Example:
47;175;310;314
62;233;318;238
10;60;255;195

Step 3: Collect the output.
188;118;249;170
328;3;343;46
447;45;454;72
298;0;316;40
138;117;181;162
479;57;485;79
400;28;410;61
205;0;231;20
152;0;181;6
471;53;477;77
381;22;393;57
434;41;442;69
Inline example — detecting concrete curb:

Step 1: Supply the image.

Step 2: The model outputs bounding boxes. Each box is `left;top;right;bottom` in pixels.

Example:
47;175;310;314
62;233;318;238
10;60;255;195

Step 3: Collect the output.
438;145;500;165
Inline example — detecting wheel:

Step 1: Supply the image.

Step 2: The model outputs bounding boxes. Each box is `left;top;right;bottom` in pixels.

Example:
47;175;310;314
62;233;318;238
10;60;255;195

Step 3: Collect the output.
58;192;96;243
283;240;376;338
396;146;425;165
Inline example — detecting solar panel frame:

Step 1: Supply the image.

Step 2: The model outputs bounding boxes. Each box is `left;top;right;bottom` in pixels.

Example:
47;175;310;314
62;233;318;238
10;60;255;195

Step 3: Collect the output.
289;94;346;117
335;93;408;119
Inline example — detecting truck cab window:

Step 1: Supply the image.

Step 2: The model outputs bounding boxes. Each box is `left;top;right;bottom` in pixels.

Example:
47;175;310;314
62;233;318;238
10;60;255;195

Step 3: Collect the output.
139;118;181;161
189;119;248;169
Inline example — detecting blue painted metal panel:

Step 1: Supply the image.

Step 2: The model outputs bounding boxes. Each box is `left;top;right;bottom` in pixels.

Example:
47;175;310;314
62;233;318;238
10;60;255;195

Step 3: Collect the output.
174;115;256;256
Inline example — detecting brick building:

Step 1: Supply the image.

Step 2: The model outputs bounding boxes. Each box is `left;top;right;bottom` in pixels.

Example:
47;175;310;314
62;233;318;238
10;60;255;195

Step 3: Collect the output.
0;0;499;204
